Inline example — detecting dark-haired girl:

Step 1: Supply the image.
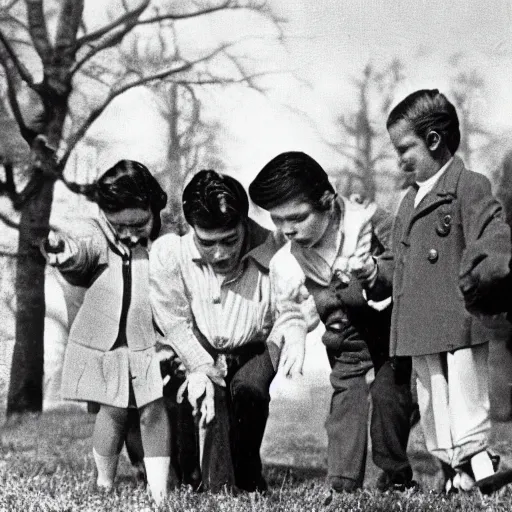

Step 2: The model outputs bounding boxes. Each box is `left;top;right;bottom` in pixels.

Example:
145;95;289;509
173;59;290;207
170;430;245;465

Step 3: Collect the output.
42;160;170;504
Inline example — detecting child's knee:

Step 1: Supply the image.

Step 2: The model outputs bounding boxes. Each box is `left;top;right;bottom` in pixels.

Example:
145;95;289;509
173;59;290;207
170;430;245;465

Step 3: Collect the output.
139;398;167;429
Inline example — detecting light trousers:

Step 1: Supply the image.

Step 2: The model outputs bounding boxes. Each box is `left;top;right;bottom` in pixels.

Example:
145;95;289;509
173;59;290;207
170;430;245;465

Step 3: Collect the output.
413;343;491;468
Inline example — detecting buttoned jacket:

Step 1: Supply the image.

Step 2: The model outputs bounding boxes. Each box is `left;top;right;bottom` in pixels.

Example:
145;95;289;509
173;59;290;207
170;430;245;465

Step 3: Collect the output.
372;156;511;357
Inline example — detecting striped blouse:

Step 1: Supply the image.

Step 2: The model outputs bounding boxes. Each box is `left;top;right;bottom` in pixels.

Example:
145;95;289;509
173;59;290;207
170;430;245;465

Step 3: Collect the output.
149;220;308;372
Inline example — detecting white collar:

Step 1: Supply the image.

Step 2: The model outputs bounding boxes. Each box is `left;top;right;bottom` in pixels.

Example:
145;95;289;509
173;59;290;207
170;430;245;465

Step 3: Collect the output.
416;157;454;189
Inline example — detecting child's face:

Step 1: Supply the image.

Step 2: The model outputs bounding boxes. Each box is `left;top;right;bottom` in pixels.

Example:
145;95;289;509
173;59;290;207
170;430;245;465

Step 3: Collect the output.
104;207;153;248
388;119;440;182
193;222;246;275
267;196;331;248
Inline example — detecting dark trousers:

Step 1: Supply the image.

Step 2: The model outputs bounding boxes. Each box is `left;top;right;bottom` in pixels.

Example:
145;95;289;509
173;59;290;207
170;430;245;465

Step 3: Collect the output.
201;343;276;492
163;342;276;492
326;350;414;484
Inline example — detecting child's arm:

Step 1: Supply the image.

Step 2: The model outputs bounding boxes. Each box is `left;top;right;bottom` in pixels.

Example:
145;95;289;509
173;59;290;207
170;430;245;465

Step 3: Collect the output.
459;172;512;315
149;235;217;374
349;210;395;301
267;244;319;377
40;224;104;287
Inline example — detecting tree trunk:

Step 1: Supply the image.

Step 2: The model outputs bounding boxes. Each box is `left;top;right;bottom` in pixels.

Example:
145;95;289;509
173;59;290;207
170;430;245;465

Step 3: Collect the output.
7;174;56;415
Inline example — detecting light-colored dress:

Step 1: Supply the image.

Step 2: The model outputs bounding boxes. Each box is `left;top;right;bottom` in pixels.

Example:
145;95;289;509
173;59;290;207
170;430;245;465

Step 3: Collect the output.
58;219;163;408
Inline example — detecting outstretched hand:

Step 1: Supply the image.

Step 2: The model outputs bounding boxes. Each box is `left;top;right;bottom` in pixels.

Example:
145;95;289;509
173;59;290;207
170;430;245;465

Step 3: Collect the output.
40;230;77;266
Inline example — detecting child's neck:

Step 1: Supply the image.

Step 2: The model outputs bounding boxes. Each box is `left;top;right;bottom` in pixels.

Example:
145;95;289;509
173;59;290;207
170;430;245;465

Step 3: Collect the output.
417;152;453;183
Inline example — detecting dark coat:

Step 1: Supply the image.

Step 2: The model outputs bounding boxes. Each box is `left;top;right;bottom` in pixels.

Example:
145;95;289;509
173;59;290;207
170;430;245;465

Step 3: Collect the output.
371;156;511;357
306;205;394;372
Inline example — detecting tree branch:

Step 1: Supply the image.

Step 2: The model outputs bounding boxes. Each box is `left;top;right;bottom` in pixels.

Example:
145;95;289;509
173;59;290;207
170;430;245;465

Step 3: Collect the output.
75;0;150;48
25;0;53;65
72;31;128;76
63;63;190;170
0;52;31;139
0;160;44;210
73;8;151;77
0;11;29;33
55;0;84;61
136;0;242;25
64;41;237;169
2;0;23;11
0;28;36;87
0;209;19;230
170;70;280;86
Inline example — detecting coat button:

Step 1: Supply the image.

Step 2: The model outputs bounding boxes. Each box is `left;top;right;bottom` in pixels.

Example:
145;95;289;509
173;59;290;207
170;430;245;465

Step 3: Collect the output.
427;249;438;263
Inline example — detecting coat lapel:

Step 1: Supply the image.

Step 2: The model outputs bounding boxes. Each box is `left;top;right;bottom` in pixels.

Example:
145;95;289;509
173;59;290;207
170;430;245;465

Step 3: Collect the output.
403;157;464;240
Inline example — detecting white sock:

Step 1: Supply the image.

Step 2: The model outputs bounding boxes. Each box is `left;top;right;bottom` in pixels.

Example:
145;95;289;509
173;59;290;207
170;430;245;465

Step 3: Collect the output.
471;451;495;482
144;456;170;505
93;448;119;489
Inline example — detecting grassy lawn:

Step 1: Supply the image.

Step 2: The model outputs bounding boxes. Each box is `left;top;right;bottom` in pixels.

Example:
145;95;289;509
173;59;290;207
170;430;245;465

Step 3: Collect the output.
2;409;512;511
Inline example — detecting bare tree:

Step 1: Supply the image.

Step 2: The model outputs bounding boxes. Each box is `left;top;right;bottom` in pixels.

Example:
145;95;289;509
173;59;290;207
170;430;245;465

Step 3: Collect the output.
329;59;404;202
155;82;227;234
448;56;495;170
0;0;285;416
118;20;280;233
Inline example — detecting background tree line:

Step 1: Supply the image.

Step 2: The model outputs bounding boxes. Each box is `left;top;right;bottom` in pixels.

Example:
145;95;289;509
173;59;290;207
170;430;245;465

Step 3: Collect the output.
1;0;512;419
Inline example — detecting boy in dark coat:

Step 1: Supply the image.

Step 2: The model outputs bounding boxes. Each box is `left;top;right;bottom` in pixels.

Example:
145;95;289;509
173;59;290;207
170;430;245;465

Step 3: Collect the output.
352;89;512;493
249;152;416;495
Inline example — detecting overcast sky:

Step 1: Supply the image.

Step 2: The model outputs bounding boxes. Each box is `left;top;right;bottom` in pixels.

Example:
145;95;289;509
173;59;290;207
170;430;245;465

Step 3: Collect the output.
225;0;512;182
79;0;512;190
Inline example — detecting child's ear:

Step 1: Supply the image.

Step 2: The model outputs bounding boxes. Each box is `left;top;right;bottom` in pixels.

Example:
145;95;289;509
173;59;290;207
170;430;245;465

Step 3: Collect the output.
426;130;441;152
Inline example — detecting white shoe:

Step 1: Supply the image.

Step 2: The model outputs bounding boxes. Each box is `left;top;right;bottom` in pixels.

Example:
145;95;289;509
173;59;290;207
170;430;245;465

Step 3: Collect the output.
144;456;170;506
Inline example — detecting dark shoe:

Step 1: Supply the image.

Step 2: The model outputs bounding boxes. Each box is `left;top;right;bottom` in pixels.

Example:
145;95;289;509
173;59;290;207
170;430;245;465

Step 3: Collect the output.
476;469;512;495
475;456;512;496
323;476;361;504
376;470;418;492
441;462;458;494
239;477;268;494
330;476;361;493
132;461;147;487
454;452;502;494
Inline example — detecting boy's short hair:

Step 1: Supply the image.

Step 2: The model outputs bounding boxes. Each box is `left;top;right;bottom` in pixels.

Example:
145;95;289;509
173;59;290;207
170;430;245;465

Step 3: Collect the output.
182;170;249;229
387;89;461;155
249;151;335;211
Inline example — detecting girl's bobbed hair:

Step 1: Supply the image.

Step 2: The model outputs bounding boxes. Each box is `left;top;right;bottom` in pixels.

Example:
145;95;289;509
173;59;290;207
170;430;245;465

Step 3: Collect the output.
73;160;167;240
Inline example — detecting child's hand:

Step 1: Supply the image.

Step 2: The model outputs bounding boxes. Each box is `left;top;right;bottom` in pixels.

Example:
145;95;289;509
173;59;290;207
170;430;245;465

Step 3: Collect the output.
156;344;186;385
277;323;307;378
177;371;216;428
41;230;78;266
